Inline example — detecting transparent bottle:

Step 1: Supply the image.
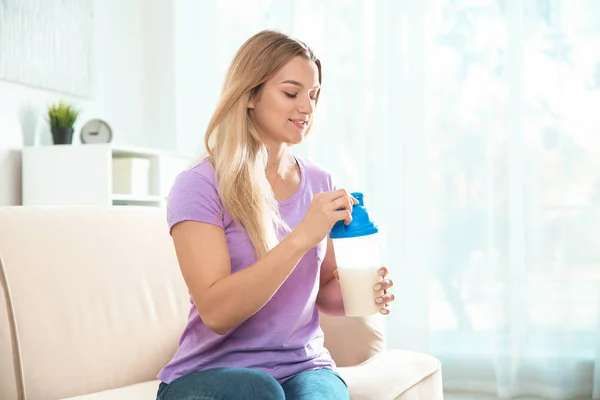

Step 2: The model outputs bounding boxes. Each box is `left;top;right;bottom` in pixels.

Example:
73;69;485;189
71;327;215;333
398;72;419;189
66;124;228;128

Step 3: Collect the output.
330;192;383;317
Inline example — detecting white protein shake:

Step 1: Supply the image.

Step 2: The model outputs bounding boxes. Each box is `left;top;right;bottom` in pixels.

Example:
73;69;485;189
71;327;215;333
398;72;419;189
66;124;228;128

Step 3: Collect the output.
337;267;383;316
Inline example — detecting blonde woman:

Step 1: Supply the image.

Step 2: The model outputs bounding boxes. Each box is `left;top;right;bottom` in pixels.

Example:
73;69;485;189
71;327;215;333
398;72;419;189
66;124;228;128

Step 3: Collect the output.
157;30;395;400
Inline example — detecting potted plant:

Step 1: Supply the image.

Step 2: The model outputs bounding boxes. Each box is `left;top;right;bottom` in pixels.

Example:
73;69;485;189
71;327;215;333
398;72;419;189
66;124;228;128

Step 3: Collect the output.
47;101;79;145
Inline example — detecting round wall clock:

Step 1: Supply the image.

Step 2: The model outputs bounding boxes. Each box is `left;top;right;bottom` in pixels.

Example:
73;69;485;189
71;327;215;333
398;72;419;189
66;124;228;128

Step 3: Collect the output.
80;119;113;144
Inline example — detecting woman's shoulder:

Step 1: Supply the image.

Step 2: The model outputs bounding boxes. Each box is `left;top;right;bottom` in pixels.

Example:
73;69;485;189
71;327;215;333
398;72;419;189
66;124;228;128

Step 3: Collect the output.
183;157;216;182
171;157;217;189
169;157;220;202
167;157;225;232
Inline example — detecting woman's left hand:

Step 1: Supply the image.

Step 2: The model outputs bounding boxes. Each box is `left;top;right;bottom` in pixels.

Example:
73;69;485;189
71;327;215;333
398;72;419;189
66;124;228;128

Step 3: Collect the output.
374;266;394;315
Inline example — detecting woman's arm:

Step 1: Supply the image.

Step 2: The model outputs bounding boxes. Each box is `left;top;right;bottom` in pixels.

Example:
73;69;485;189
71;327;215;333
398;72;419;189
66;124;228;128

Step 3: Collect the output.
316;236;346;316
172;189;354;335
172;220;309;335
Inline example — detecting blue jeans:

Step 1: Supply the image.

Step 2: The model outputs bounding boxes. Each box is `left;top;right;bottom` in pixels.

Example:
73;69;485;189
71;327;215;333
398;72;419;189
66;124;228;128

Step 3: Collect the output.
156;367;349;400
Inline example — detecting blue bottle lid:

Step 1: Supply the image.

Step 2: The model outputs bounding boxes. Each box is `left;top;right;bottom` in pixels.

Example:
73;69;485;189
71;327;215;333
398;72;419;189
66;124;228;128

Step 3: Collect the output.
330;192;379;239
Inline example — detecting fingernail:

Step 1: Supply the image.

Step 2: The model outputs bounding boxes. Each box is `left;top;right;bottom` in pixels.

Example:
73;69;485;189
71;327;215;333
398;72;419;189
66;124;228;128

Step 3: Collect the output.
373;284;382;291
380;309;389;315
377;270;385;276
375;297;383;304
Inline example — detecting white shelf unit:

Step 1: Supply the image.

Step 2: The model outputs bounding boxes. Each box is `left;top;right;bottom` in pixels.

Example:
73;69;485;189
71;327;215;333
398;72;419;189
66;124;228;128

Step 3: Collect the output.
22;144;191;207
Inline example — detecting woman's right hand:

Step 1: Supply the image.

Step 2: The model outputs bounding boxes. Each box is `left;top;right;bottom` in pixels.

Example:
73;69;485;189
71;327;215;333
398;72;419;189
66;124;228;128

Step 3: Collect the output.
292;189;358;250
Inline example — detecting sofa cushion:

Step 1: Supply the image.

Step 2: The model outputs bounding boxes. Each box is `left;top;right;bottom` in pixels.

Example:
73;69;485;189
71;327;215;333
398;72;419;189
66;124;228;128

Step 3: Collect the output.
59;381;159;400
337;350;443;400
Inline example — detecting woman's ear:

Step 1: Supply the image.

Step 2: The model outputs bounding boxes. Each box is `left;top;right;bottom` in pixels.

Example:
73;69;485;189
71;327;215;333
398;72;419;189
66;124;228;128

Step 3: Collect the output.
248;85;263;110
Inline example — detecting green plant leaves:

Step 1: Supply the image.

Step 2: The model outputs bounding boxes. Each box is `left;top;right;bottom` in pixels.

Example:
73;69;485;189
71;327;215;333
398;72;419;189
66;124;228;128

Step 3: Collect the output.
47;101;79;129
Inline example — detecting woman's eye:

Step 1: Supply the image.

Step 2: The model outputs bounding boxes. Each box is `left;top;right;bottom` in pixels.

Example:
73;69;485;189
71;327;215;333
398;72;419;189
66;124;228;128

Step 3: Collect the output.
284;92;298;98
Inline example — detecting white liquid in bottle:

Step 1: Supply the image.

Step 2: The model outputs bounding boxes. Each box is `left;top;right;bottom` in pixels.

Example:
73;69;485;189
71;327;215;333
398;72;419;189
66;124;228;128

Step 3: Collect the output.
337;267;383;316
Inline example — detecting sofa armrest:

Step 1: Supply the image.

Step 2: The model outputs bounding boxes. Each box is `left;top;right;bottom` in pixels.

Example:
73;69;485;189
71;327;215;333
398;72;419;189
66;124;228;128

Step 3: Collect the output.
336;349;442;400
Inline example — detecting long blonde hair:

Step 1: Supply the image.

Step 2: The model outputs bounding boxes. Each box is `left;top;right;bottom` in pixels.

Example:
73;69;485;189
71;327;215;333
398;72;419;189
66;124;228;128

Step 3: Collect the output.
204;30;322;257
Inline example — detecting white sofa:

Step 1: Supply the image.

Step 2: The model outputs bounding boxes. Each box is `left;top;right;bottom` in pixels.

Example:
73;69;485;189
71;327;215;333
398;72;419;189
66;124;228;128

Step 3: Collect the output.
0;206;443;399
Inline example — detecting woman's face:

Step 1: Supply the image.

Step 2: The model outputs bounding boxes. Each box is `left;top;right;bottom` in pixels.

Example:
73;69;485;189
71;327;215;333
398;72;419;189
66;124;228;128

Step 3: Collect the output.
248;56;320;146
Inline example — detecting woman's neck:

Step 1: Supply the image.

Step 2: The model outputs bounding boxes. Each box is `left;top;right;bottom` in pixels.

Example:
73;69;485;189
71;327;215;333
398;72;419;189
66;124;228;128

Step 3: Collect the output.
265;144;295;179
264;143;301;203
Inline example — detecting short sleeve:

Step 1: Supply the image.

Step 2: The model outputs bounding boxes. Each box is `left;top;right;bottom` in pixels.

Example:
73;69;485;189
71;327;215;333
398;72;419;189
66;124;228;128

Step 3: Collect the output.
166;169;225;234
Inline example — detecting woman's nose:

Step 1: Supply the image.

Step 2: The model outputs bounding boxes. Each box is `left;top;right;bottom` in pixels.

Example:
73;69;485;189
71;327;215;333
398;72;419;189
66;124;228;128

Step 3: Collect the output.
298;96;314;114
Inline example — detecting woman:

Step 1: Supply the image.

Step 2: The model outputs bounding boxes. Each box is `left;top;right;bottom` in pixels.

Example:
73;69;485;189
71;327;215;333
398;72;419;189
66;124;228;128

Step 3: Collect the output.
157;30;395;400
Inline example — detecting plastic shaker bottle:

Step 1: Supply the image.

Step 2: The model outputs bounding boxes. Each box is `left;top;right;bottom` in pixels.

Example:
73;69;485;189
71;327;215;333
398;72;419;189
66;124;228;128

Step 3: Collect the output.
330;192;384;317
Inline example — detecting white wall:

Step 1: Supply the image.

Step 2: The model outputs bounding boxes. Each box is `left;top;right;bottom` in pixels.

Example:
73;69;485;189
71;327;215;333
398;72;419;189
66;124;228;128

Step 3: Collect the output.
173;0;217;159
0;0;175;206
142;0;176;152
171;0;295;160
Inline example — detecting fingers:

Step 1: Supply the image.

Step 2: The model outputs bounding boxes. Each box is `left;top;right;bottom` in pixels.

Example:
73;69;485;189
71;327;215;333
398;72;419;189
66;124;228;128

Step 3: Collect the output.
320;190;358;208
380;303;391;315
372;279;393;292
316;190;357;226
374;268;394;316
333;209;352;225
375;293;395;315
331;195;353;213
320;189;351;202
375;292;394;305
328;192;354;225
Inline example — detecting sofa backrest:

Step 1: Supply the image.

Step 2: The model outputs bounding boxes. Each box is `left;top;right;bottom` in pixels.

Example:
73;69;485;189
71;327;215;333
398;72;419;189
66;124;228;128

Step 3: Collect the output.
0;206;385;400
0;206;190;400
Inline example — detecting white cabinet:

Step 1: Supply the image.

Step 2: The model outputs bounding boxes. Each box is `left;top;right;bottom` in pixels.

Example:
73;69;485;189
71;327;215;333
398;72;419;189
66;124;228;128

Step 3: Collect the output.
22;144;191;207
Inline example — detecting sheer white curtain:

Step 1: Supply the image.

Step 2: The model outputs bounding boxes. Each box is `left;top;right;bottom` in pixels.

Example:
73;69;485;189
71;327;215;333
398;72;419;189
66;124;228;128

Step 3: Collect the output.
191;0;600;398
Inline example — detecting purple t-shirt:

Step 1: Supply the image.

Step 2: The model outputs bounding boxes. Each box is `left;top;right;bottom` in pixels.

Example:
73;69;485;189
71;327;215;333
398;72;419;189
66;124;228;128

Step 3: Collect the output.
157;155;337;384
